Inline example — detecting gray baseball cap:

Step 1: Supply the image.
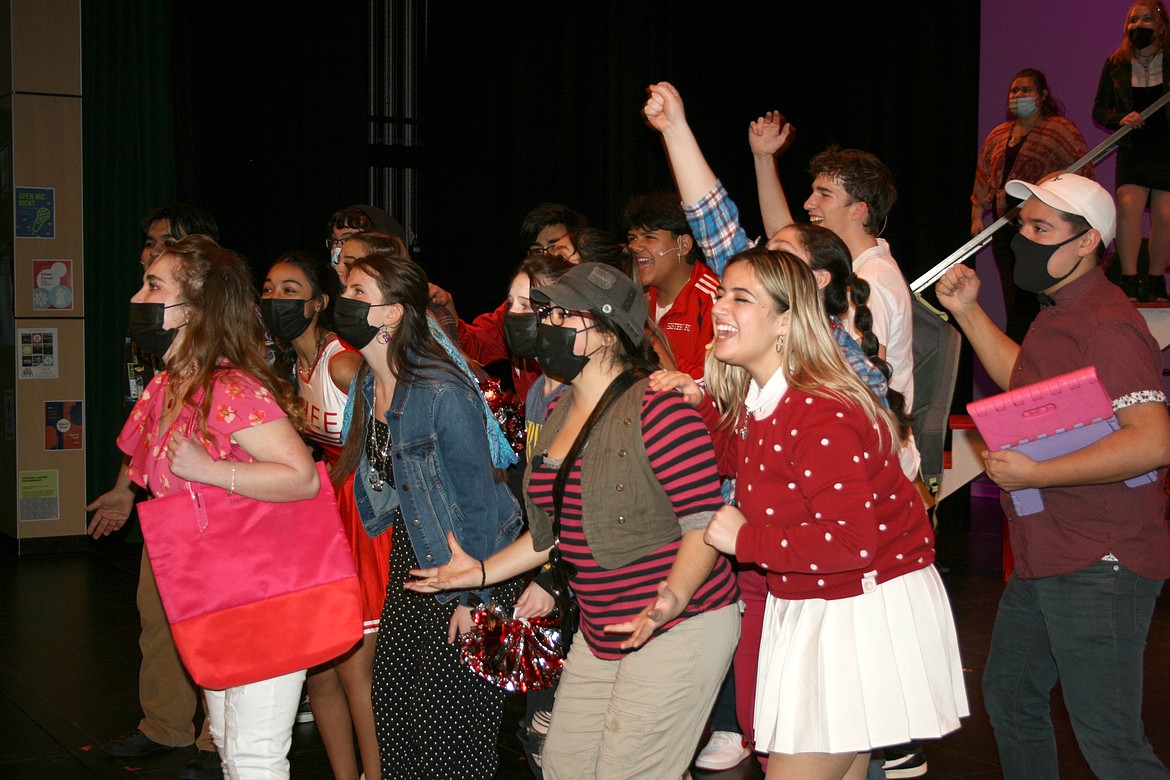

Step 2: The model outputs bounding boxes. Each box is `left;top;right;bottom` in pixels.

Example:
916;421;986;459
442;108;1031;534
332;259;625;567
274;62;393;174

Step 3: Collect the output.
530;262;646;345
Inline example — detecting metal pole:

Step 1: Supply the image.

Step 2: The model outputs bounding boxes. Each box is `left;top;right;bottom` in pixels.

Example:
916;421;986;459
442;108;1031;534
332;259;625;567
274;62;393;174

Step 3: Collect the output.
910;89;1170;293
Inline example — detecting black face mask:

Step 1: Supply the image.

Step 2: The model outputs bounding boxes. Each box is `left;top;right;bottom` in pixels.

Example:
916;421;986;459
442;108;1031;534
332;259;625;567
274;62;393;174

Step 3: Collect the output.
535;323;600;382
1129;26;1156;48
260;298;314;342
332;297;390;349
504;313;539;359
1012;229;1089;293
128;302;184;357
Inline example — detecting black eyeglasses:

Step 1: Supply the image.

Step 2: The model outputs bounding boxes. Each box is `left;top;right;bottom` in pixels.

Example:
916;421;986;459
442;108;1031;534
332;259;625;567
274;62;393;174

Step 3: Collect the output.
536;305;594;327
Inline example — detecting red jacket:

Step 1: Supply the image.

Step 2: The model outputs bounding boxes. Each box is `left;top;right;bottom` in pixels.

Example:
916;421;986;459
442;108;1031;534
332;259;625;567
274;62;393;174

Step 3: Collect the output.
457;299;541;399
646;261;719;380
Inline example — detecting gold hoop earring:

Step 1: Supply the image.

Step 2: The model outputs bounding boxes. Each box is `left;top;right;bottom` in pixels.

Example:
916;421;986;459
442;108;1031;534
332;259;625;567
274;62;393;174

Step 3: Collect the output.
376;326;391;345
775;333;785;353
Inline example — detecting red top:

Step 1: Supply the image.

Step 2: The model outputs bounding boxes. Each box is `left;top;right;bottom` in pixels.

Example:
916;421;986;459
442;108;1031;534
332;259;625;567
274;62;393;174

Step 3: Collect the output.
527;388;737;659
646;261;719;380
703;387;934;600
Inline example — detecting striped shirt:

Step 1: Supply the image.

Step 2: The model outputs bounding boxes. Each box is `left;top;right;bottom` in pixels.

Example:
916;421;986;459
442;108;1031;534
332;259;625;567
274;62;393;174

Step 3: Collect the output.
528;388;737;659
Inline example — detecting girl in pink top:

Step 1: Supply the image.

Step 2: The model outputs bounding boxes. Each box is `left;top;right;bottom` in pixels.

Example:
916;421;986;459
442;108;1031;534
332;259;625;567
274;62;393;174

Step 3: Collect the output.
114;236;320;779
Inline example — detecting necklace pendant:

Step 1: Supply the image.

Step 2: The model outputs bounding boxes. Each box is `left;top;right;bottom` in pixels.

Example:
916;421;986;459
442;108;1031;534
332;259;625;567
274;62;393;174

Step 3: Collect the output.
369;473;384;492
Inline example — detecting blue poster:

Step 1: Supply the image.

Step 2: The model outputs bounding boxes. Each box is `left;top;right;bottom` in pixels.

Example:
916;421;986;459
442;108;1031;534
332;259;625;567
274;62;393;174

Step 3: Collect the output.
15;187;55;238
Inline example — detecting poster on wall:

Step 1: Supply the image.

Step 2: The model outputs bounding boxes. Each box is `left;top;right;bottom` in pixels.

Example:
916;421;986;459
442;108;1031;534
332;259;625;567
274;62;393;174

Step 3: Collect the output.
17;328;58;380
15;187;55;238
32;260;74;311
44;400;83;451
19;470;59;522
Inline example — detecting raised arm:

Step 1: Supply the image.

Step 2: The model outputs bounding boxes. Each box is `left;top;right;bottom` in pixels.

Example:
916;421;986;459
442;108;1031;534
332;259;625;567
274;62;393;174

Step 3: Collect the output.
935;264;1020;390
643;81;717;204
748;110;797;237
644;82;752;275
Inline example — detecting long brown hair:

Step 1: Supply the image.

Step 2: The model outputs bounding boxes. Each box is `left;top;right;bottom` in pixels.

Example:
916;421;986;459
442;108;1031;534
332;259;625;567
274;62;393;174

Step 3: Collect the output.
704;248;899;452
164;235;305;436
330;252;464;487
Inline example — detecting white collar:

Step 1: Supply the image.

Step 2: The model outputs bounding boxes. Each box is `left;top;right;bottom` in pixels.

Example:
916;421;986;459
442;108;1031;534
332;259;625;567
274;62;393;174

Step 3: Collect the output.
745;366;789;420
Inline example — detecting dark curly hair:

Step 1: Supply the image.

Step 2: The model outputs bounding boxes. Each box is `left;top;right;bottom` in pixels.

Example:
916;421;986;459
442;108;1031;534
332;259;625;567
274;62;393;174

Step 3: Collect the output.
808;145;897;237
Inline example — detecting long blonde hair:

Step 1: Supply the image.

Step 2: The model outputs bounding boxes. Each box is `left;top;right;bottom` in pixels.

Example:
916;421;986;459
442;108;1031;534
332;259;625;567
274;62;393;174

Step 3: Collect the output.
704;248;900;452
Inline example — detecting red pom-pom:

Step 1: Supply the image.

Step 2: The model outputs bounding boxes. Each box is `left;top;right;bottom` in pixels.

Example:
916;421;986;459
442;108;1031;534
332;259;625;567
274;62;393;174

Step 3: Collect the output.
460;604;566;693
479;377;526;455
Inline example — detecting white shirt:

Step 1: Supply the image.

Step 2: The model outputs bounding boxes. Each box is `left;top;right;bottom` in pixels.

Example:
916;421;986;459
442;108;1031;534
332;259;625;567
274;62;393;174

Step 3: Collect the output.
843;239;920;480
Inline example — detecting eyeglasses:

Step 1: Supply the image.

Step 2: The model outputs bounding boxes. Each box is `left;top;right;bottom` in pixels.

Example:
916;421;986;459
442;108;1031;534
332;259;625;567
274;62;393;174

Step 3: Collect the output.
536;305;594;326
325;237;348;250
528;234;567;255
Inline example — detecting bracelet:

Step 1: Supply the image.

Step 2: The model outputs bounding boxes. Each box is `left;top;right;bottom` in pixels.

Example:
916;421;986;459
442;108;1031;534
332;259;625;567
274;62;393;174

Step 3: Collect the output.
227;463;237;497
479;559;486;589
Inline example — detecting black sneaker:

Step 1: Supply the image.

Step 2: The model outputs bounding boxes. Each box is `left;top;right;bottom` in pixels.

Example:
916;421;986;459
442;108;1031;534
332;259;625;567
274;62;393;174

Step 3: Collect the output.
103;728;180;757
883;744;928;778
179;749;223;780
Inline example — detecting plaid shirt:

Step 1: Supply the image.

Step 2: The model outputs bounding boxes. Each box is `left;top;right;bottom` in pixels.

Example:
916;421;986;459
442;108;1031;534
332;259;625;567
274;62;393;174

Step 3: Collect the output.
831;318;889;406
683;181;888;404
682;181;754;278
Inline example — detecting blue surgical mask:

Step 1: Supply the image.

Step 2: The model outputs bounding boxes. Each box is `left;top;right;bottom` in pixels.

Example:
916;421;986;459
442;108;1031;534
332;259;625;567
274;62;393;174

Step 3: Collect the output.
1010;96;1038;119
330;245;342;267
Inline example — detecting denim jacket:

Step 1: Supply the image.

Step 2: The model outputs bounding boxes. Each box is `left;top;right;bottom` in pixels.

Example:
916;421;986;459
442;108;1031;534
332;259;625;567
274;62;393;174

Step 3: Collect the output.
344;355;522;606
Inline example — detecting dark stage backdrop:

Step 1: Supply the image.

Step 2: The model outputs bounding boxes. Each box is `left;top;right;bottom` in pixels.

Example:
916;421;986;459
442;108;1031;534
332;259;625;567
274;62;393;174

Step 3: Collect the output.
83;1;979;494
166;1;979;321
415;2;980;317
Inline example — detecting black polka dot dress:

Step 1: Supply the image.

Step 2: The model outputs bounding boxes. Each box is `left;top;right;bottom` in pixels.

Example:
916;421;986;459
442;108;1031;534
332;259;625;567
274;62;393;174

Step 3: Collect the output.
369;418;504;780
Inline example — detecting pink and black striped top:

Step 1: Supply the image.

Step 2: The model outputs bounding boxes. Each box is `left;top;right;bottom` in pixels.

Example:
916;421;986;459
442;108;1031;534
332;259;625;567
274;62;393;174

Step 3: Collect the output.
528;388;737;659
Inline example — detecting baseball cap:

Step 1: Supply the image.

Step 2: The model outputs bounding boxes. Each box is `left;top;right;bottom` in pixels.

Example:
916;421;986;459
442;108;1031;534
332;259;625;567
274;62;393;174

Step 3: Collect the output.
1005;174;1116;247
530;262;646;346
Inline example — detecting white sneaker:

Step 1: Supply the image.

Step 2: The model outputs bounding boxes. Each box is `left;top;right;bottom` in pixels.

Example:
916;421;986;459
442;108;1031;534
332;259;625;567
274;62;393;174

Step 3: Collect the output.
695;730;751;771
294;694;314;724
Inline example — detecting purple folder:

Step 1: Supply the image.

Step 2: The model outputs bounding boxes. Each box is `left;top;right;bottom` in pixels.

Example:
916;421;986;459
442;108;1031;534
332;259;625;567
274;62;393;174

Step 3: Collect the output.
967;366;1157;515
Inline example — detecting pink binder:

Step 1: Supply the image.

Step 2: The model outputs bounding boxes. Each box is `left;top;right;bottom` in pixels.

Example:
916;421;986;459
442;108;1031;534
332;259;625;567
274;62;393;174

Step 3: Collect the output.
966;366;1157;515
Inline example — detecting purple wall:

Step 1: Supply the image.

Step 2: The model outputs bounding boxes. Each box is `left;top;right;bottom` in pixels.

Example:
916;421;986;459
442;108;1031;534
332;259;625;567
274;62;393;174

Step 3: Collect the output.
973;1;1133;398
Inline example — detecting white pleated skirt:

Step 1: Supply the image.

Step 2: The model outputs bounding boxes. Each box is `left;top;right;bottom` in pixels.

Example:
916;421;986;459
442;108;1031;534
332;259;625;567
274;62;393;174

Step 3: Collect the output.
754;565;969;755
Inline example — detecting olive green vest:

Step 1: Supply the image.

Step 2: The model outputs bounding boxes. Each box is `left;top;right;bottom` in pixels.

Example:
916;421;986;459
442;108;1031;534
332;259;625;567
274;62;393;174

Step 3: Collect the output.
525;377;681;570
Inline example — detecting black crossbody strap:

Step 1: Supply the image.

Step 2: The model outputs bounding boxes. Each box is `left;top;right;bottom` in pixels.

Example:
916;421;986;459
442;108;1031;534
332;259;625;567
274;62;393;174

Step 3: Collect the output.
550;367;646;540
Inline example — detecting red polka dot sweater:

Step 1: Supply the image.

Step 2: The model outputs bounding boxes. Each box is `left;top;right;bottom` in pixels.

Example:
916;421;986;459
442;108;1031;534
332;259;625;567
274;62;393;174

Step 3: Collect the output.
730;387;935;601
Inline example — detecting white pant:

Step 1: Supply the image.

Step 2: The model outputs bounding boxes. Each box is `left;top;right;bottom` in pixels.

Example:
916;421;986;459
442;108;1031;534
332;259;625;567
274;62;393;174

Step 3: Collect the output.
204;669;306;779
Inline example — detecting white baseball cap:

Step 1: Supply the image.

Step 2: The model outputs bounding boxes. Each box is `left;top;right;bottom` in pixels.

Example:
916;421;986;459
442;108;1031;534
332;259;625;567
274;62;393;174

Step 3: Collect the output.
1006;173;1116;247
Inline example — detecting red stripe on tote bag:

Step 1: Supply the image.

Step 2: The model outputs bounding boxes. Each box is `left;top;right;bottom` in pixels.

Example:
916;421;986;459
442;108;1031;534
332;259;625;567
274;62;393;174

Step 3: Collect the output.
139;460;363;689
